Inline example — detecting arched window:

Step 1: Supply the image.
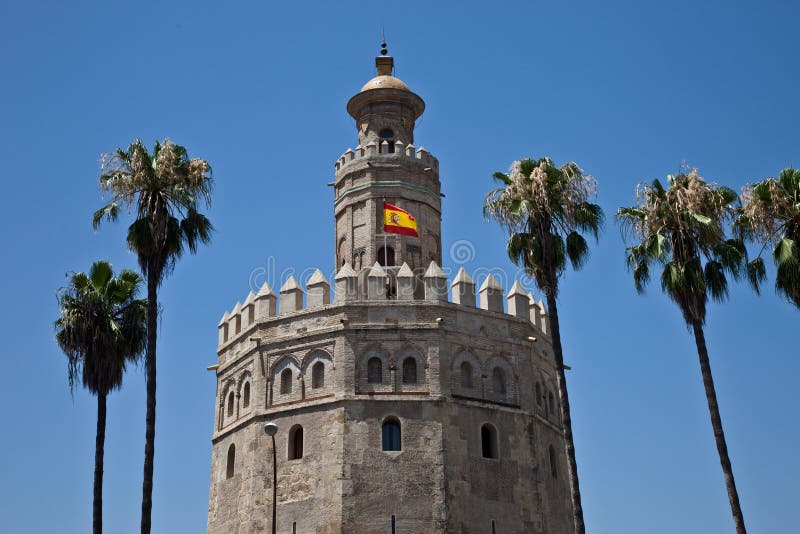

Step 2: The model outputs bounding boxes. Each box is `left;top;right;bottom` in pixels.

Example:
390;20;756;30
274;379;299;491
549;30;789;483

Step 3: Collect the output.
481;424;498;459
288;425;304;460
242;382;250;409
460;361;473;388
548;391;555;415
535;382;542;406
311;362;325;389
367;357;383;384
402;357;417;384
377;246;395;267
379;129;395;153
382;418;401;451
226;391;234;417
280;368;292;395
549;445;558;478
226;444;235;479
492;368;506;395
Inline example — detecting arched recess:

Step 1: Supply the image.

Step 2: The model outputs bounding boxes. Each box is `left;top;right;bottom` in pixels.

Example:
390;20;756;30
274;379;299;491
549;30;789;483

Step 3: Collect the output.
359;348;390;393
302;349;333;395
271;356;301;403
452;350;481;397
396;346;425;391
483;355;517;404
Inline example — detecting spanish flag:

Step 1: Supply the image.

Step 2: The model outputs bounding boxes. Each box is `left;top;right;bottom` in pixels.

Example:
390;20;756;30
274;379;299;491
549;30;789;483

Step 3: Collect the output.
384;202;419;237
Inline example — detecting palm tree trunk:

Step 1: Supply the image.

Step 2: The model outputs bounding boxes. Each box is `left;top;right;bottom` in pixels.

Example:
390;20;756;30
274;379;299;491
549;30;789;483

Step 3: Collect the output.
545;292;585;534
691;321;747;534
140;270;158;534
94;393;106;534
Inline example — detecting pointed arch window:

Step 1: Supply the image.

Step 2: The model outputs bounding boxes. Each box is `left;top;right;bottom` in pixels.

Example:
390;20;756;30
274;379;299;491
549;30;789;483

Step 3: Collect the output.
548;391;555;415
226;391;234;417
402;357;417;384
367;357;383;384
280;368;293;395
311;362;325;389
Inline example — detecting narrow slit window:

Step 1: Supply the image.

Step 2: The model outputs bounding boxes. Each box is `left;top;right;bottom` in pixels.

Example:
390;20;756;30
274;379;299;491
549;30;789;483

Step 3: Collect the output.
280;368;292;395
312;362;325;389
535;382;542;406
288;425;304;460
227;392;234;417
548;391;555;415
460;361;473;388
226;444;235;479
367;357;383;384
242;382;250;408
549;445;558;478
492;368;506;395
402;357;417;384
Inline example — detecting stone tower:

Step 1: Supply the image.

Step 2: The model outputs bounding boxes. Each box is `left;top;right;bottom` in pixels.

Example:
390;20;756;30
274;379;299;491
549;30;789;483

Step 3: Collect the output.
207;45;574;534
334;44;441;297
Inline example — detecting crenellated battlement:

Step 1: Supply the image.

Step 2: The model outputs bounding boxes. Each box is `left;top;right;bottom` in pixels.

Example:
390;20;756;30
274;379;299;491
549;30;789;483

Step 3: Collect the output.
334;142;438;177
217;260;549;348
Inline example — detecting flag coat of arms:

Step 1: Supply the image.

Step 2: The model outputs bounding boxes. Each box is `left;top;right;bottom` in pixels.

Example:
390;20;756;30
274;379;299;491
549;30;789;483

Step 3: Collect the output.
383;202;419;237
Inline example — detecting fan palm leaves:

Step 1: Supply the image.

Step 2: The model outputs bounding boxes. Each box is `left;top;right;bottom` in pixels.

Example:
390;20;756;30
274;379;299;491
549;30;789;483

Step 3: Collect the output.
55;261;147;534
617;169;748;534
484;157;604;534
738;167;800;308
92;139;213;533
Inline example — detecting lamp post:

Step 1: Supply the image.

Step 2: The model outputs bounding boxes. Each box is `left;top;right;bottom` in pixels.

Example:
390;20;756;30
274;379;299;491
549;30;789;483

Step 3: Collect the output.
263;422;278;534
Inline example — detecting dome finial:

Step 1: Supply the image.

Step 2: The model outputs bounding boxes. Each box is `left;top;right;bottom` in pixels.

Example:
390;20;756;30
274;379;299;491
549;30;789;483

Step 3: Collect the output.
375;29;393;76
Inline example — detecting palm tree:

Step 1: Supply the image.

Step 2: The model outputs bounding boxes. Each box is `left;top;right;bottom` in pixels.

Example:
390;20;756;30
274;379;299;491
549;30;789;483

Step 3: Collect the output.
55;261;147;534
617;169;749;534
93;139;213;533
737;167;800;308
484;157;603;534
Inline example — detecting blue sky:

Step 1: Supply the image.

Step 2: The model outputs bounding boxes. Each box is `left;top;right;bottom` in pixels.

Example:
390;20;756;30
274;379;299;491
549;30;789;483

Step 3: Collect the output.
1;1;797;532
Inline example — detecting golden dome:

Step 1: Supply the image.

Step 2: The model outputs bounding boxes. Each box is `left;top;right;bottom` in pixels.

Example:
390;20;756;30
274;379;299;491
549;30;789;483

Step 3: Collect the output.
360;74;411;93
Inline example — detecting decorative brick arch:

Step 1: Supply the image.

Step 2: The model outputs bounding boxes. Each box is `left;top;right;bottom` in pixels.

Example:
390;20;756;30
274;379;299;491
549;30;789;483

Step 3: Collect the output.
395;344;426;390
452;349;481;398
271;355;301;404
238;371;253;412
483;355;517;405
302;349;333;395
358;345;391;394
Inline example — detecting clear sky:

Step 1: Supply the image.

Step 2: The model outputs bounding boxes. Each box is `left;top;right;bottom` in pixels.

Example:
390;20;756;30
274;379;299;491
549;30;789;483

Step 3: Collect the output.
1;1;797;532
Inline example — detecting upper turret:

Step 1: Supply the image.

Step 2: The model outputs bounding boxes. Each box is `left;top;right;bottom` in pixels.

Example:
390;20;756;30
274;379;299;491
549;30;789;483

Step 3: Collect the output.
346;42;425;147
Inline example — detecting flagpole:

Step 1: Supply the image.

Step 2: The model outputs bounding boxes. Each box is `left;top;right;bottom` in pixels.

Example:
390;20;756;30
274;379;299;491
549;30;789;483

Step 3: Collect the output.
382;197;388;266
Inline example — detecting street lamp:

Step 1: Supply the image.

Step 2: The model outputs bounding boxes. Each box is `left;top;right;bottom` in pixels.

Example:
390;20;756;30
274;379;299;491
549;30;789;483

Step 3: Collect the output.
263;422;278;534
